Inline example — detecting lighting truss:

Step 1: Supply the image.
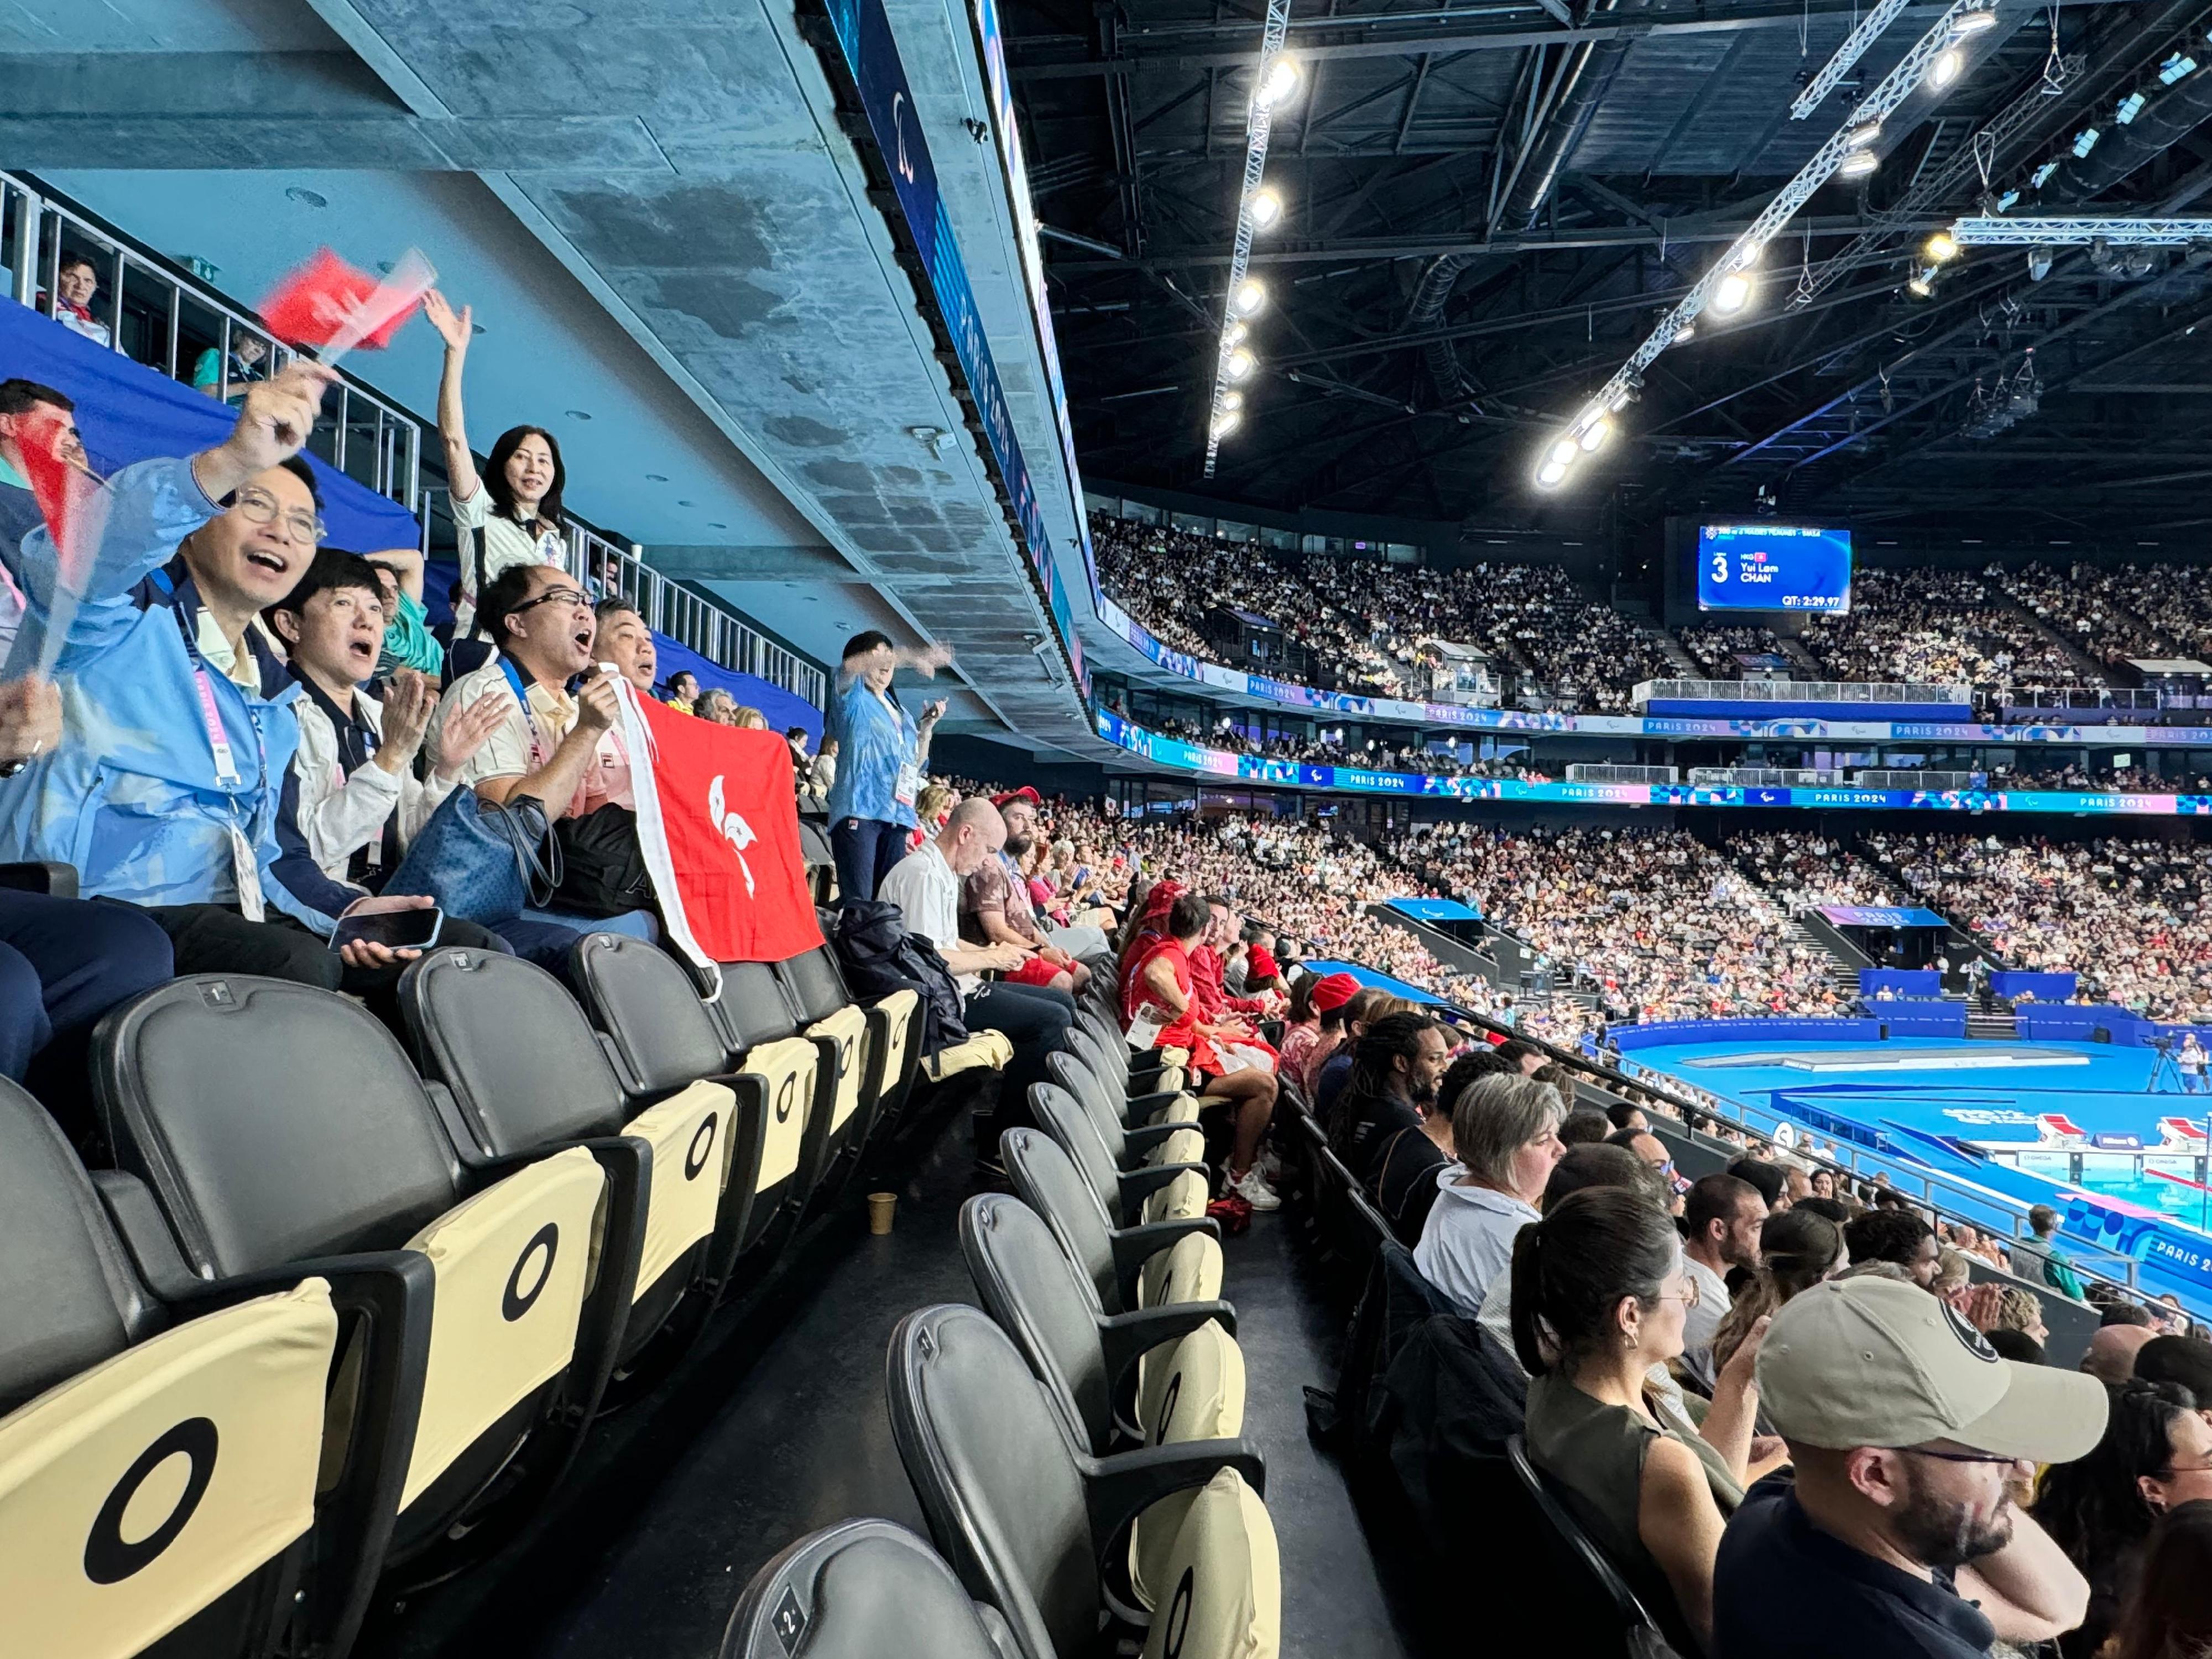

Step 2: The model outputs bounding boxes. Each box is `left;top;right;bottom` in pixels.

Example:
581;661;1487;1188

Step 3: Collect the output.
1203;0;1293;477
1792;0;1912;119
1535;0;1993;486
1948;215;2212;244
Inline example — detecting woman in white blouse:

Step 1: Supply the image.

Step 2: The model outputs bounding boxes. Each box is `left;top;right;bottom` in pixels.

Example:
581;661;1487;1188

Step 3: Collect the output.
423;289;571;651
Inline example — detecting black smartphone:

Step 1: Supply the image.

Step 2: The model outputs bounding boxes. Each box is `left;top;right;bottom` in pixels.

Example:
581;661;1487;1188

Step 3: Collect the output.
328;906;445;953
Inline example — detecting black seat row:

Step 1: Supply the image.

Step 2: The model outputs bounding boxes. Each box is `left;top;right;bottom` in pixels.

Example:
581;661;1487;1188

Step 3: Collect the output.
0;923;1004;1659
718;1037;1283;1659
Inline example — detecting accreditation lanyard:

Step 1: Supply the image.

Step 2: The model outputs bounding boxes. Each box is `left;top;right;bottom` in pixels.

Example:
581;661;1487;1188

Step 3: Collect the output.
501;656;557;766
178;605;271;920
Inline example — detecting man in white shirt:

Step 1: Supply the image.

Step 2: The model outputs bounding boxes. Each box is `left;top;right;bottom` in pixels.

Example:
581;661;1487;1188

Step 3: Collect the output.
1681;1172;1767;1383
879;795;1073;1130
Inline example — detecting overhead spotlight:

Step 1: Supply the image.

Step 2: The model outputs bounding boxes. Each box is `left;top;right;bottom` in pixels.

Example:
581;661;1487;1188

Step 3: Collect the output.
1675;320;1698;343
1924;231;1961;263
1221;389;1245;411
1547;436;1580;467
1839;149;1881;178
1844;121;1882;150
1578;416;1614;454
1229;277;1267;317
1248;187;1284;231
1931;46;1965;89
1731;240;1764;271
1252;54;1302;111
1713;271;1754;314
1907;270;1935;298
1224;319;1249;347
1951;6;1997;35
1224;345;1256;381
1536;457;1571;488
2026;245;2054;281
1211;407;1244;440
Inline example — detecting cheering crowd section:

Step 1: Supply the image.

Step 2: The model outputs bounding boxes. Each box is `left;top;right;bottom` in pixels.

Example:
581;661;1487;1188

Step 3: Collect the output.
1728;830;1916;912
1866;831;2212;1022
1794;566;2095;690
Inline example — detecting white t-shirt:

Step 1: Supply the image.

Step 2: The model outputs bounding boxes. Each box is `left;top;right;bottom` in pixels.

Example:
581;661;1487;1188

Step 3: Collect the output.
1413;1173;1539;1313
879;839;973;995
451;486;566;635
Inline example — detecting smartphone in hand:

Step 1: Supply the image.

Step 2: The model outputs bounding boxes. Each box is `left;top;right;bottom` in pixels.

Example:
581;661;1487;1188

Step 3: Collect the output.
328;906;445;953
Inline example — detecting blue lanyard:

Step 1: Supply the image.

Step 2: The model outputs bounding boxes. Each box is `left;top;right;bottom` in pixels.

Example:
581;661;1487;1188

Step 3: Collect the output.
500;655;551;763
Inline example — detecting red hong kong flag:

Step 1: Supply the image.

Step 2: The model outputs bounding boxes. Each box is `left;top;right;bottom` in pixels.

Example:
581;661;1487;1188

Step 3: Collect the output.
257;248;425;354
618;685;824;967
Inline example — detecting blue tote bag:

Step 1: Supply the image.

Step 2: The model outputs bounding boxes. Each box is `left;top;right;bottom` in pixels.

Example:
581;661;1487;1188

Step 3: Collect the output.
384;788;560;925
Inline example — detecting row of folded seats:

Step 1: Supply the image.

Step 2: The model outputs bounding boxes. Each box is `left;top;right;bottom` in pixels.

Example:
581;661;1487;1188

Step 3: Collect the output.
1;910;1011;1659
720;1018;1284;1659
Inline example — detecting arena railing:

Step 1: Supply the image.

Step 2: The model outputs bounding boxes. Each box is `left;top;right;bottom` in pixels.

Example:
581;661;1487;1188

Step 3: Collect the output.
1632;677;1972;707
1687;766;1844;786
1563;763;1678;785
4;169;826;710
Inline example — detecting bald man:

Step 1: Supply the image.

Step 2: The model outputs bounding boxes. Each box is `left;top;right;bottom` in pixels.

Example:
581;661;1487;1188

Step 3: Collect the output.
879;796;1074;1135
2080;1323;2158;1384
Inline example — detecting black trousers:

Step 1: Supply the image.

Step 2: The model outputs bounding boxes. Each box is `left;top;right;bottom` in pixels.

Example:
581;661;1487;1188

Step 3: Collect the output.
144;905;519;1010
964;978;1074;1130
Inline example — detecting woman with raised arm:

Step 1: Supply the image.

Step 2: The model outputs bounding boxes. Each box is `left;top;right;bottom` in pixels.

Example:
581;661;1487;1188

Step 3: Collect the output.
422;290;570;667
825;629;951;903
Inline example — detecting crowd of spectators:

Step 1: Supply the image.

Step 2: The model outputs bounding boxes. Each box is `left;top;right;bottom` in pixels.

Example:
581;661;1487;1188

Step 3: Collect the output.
1728;830;1914;912
1798;566;2100;690
2001;563;2177;673
1867;831;2212;1022
1677;622;1790;677
1390;822;1845;1025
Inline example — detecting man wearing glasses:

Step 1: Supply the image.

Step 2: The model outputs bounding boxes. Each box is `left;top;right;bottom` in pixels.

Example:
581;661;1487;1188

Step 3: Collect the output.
1713;1276;2106;1658
0;361;446;988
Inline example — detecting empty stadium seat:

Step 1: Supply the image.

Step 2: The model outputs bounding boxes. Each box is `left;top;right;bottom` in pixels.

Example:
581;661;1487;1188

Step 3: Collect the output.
1071;1011;1181;1099
707;959;844;1227
0;1076;399;1659
89;974;612;1582
959;1193;1248;1613
1046;1050;1203;1170
1066;1027;1187;1121
1000;1128;1220;1317
568;931;818;1291
1029;1083;1210;1229
886;1303;1269;1659
773;943;921;1197
718;1518;1014;1659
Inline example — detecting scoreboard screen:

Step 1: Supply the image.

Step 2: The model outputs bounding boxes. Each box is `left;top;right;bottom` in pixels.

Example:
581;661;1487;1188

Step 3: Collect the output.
1696;524;1853;614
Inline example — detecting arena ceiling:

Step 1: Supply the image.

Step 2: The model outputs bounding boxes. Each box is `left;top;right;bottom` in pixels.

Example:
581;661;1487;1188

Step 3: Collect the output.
1006;0;2212;541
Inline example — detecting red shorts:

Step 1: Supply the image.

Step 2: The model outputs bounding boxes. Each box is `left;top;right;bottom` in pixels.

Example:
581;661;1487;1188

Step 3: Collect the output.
1005;954;1066;989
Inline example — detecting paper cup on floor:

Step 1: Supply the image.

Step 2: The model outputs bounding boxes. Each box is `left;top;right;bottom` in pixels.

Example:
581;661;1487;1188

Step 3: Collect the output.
868;1192;898;1235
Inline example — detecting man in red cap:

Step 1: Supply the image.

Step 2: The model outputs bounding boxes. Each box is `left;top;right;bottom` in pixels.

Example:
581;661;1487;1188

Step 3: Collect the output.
1281;971;1359;1099
961;787;1094;993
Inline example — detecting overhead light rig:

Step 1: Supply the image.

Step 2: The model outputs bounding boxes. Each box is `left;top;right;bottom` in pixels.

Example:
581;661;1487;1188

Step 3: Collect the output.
1533;0;2000;492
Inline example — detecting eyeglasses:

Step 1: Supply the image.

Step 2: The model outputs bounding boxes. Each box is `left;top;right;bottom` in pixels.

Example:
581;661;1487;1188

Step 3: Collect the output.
1653;1278;1701;1310
2155;1455;2212;1478
1902;1447;2027;1469
509;587;589;618
233;487;324;545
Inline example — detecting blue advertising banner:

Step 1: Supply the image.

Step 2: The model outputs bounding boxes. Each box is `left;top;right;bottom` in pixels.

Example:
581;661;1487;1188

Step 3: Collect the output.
1697;524;1853;613
821;0;1089;690
1093;708;2212;817
1817;905;1951;928
1386;896;1485;923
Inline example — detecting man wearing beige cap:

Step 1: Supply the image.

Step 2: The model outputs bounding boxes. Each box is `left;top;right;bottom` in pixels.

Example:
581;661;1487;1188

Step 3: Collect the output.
1713;1276;2108;1658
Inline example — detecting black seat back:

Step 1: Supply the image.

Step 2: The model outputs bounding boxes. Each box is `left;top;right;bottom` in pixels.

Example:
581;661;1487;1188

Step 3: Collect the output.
94;975;460;1276
1029;1083;1129;1224
712;960;802;1053
0;1078;155;1413
571;932;730;1095
401;948;626;1154
775;944;852;1024
886;1305;1097;1659
718;1519;1008;1659
1001;1127;1119;1312
1504;1433;1675;1648
958;1193;1112;1454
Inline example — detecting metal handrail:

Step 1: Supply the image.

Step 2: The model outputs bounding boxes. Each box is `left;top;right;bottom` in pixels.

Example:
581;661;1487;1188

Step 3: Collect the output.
1634;677;1972;705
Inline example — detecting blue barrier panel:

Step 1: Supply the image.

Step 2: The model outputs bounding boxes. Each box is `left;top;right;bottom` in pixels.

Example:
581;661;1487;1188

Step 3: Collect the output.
2017;1006;2145;1044
1861;969;1942;996
1992;971;2078;1001
1613;1017;1883;1050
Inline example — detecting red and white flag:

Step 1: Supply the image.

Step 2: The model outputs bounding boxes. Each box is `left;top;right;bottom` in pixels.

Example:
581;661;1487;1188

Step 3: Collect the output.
615;681;823;968
2;405;112;679
257;247;433;363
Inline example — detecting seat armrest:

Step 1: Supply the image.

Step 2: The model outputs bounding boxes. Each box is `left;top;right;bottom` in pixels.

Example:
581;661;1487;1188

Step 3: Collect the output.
1121;1120;1203;1155
0;860;76;897
1113;1160;1206;1213
1094;1300;1238;1400
1079;1437;1269;1558
91;1168;208;1301
1123;1087;1186;1123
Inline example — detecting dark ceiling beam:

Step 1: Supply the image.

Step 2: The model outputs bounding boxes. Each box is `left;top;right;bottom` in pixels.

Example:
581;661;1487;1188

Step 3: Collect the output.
1009;0;2127;79
1044;211;1952;272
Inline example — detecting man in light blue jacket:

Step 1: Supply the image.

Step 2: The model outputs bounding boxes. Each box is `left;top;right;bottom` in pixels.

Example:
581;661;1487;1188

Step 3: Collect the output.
0;361;436;990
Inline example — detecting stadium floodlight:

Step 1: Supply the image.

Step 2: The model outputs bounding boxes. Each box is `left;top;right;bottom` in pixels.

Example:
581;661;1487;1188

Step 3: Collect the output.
1252;54;1301;111
2026;246;2054;280
1950;5;1997;34
1924;231;1961;263
1211;408;1243;440
1230;277;1267;317
1248;187;1284;231
1931;47;1965;89
1674;321;1698;343
1224;345;1256;381
1839;149;1882;178
1578;416;1614;453
1224;319;1248;347
1548;436;1580;467
1536;457;1571;488
1713;271;1755;314
1221;389;1245;411
1844;121;1884;149
1907;270;1935;296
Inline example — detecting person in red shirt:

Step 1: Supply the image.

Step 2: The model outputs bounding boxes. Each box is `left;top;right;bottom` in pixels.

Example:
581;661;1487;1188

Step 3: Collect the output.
1126;891;1282;1211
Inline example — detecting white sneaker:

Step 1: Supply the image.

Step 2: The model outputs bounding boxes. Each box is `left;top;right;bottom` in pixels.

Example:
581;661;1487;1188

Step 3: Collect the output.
1229;1165;1282;1212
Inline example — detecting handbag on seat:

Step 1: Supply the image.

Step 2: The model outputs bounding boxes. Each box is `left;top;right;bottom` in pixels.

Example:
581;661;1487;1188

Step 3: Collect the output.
384;787;559;924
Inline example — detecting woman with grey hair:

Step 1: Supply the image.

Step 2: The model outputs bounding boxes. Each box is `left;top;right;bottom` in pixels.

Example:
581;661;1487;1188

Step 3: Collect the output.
1412;1071;1567;1311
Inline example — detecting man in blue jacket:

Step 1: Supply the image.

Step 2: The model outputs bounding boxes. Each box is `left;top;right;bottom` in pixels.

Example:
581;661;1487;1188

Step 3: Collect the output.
0;360;440;990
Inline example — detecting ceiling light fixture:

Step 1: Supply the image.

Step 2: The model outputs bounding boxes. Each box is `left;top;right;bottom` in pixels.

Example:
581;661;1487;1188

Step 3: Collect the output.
1924;230;1961;262
1839;148;1882;178
1712;272;1755;314
1931;46;1964;88
1224;346;1256;381
1248;187;1284;231
1229;278;1267;318
1252;54;1302;111
1203;0;1295;476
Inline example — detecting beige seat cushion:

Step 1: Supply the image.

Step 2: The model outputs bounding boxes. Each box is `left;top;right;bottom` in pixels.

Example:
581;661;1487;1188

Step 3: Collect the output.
1132;1323;1248;1610
1139;1469;1280;1659
619;1079;738;1299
